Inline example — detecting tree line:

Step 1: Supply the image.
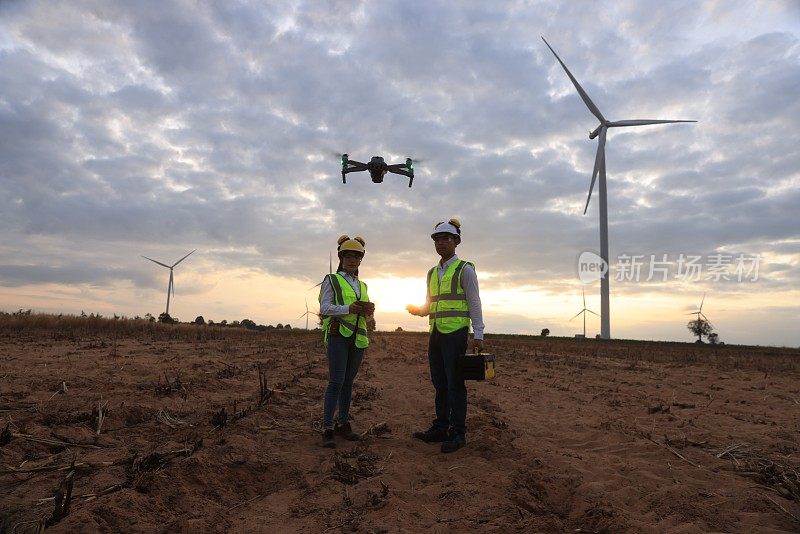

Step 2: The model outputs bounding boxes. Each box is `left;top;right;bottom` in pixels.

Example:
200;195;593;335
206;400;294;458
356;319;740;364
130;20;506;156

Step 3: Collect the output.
154;312;297;331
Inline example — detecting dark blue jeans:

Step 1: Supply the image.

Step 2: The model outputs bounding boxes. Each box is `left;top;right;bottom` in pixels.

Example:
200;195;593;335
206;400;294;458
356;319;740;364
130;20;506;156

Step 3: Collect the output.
323;333;364;430
428;327;469;437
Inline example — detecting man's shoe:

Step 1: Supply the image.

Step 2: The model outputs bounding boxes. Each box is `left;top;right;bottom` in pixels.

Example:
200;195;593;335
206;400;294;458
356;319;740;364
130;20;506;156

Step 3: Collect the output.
412;426;448;443
322;429;336;448
334;422;361;441
441;434;466;453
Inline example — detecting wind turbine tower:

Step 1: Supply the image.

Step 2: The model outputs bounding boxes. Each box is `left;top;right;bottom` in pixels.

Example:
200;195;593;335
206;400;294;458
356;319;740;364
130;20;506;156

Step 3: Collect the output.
142;250;196;316
542;37;696;339
311;250;334;290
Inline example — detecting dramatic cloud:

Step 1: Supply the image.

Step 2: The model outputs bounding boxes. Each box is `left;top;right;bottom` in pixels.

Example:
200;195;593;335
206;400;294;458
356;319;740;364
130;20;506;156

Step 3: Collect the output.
1;0;798;345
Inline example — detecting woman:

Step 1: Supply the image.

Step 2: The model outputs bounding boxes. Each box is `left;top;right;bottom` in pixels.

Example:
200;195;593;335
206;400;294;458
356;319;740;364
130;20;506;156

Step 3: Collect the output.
318;235;375;448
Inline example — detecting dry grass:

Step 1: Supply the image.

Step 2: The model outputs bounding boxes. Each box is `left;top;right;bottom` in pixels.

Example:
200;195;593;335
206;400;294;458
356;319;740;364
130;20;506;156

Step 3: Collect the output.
714;443;800;501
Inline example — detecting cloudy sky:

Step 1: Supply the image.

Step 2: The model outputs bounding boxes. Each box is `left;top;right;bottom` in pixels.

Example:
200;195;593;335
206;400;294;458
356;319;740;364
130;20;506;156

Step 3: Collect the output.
1;0;798;346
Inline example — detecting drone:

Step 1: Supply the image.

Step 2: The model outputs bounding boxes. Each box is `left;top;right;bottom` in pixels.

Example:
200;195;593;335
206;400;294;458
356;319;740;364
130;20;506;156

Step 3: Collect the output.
340;154;415;187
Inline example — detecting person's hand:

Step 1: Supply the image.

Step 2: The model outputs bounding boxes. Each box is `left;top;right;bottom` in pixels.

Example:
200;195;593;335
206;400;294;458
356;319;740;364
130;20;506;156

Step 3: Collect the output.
367;317;376;331
406;304;422;316
361;301;375;315
471;338;484;353
349;302;366;314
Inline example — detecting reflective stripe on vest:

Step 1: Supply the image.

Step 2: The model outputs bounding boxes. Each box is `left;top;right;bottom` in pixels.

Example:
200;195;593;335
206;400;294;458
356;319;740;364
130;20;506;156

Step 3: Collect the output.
428;259;473;333
319;273;370;348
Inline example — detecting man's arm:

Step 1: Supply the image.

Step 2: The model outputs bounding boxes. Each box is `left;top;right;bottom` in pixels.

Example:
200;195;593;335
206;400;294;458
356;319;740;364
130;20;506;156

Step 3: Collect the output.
460;264;484;349
406;271;432;316
406;301;430;316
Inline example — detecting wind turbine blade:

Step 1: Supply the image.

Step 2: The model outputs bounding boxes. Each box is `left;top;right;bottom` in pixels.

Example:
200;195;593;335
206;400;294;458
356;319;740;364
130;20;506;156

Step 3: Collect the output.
541;37;606;124
296;311;308;320
172;249;196;268
584;127;606;214
699;292;706;313
142;256;171;269
608;119;697;127
587;309;600;317
569;310;584;321
329;250;333;274
582;288;586;308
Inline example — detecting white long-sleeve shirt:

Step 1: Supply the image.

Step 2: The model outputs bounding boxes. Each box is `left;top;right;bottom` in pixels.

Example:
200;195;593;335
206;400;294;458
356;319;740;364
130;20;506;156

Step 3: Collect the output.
426;255;485;340
319;271;362;317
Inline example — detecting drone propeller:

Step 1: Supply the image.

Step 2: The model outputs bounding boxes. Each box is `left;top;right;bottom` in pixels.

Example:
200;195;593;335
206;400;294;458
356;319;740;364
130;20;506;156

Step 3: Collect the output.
322;148;349;158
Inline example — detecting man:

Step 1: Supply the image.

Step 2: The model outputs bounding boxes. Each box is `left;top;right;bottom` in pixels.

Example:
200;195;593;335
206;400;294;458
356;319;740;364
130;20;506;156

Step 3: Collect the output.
406;218;484;453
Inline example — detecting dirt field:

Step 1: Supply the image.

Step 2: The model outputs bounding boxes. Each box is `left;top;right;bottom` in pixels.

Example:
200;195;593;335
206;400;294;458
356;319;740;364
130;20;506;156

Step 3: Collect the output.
2;317;800;533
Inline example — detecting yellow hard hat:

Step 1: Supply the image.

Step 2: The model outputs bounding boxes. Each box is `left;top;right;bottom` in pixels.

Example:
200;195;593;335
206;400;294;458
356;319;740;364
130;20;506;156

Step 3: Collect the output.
337;235;366;256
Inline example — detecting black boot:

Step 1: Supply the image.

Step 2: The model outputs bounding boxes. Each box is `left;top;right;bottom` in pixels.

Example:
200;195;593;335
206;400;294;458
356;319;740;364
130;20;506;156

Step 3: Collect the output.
412;426;448;443
322;429;336;448
441;434;466;453
335;422;361;441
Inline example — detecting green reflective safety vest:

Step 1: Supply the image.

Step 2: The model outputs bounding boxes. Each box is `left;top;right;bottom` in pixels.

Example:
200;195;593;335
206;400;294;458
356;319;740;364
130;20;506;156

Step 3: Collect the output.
319;273;370;348
427;259;473;334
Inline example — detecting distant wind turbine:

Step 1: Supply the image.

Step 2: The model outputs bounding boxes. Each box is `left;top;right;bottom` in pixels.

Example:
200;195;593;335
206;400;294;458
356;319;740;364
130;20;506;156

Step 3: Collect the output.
296;299;320;330
570;288;599;338
686;292;713;328
542;37;697;340
142;250;196;316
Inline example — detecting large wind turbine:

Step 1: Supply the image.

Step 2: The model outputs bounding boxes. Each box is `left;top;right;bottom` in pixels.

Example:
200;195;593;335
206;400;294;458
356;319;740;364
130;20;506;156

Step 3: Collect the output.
542;37;696;339
142;250;196;316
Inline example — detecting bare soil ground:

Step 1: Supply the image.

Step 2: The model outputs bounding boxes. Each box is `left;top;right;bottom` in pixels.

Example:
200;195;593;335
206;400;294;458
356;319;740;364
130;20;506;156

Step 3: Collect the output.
2;319;800;533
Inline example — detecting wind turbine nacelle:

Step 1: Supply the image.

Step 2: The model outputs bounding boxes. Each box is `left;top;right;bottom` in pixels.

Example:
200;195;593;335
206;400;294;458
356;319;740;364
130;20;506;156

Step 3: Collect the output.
589;126;602;140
